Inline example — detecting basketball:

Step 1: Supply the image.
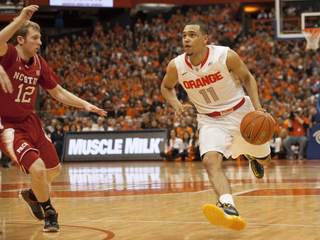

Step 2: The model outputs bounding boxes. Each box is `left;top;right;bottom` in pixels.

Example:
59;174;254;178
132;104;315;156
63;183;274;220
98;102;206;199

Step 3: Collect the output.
240;111;275;145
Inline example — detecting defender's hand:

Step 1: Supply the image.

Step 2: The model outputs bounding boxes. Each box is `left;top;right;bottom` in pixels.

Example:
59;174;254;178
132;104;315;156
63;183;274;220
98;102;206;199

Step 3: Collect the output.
174;104;193;122
84;104;107;117
0;65;12;93
19;5;39;22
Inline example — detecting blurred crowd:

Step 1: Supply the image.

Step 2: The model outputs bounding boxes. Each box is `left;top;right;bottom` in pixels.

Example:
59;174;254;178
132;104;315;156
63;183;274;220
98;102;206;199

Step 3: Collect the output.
0;0;24;14
35;3;319;161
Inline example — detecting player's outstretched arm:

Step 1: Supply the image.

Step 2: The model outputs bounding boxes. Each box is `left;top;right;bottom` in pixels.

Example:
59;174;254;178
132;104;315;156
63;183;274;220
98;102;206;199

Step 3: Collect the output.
226;49;263;111
47;85;107;117
0;5;39;57
161;59;192;122
0;65;12;93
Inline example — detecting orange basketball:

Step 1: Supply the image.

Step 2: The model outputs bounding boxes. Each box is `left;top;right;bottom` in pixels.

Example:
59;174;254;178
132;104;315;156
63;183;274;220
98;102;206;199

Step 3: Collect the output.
240;111;275;145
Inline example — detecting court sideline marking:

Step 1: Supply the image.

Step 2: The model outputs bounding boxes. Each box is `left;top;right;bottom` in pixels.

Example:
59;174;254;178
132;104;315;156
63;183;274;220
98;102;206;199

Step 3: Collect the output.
3;219;320;228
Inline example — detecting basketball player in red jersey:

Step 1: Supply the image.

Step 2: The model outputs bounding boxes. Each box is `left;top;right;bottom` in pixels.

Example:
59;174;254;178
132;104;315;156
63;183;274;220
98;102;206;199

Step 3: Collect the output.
161;21;272;231
0;5;107;232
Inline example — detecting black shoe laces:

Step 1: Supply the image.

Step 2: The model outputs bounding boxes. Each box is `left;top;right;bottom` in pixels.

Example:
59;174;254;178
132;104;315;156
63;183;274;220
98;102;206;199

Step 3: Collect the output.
216;200;231;209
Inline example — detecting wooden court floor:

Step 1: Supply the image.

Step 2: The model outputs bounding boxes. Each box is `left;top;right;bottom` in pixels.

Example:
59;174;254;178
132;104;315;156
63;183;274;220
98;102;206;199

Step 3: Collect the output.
1;159;320;240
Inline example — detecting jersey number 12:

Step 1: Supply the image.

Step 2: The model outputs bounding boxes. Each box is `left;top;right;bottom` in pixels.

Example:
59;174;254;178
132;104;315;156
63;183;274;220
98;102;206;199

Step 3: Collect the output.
15;84;36;103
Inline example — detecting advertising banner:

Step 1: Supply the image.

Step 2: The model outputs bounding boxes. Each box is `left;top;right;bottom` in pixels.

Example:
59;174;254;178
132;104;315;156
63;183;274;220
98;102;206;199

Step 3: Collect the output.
62;129;167;162
49;0;113;7
306;124;320;159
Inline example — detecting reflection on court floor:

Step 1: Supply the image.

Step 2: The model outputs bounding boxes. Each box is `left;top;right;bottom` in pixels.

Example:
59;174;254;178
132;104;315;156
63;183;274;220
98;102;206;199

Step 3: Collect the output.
1;160;320;239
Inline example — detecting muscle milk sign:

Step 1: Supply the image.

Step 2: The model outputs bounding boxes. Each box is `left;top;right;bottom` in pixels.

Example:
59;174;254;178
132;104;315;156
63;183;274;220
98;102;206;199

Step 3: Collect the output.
62;130;166;162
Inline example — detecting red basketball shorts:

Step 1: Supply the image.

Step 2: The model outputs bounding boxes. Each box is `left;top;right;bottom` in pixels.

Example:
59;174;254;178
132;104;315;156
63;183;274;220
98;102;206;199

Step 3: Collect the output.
0;113;60;174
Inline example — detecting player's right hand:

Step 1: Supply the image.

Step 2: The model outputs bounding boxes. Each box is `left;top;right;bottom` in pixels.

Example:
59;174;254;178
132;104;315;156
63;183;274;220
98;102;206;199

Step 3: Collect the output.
84;103;107;117
174;104;193;122
19;5;39;22
0;65;12;93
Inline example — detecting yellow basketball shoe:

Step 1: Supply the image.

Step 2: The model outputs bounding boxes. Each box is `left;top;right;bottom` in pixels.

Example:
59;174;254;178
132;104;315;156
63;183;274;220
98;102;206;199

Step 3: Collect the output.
203;202;246;231
244;154;264;179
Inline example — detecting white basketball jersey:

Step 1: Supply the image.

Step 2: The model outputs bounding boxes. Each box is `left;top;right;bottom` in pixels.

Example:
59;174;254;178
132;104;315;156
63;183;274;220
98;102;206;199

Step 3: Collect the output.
175;45;244;114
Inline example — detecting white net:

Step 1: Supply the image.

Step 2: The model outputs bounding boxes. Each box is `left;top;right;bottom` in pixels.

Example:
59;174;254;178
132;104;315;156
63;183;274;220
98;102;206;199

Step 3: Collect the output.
302;28;320;50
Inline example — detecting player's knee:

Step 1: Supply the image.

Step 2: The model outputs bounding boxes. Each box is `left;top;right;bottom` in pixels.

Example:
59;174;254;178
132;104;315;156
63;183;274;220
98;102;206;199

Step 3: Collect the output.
53;164;62;175
29;158;47;180
202;151;223;169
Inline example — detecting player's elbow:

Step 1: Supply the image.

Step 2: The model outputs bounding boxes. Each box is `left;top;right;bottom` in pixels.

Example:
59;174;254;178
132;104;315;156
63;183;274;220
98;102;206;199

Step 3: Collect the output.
242;75;255;85
160;86;165;96
160;84;170;94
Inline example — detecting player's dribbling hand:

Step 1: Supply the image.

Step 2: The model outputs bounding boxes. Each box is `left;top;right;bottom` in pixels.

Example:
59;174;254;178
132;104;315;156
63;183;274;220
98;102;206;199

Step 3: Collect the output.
174;104;193;122
256;107;266;113
84;104;107;117
0;65;12;94
19;5;39;22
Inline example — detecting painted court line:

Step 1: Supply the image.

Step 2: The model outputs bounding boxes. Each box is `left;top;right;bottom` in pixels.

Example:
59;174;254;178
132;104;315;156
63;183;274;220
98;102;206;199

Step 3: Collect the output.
233;188;259;196
0;189;214;199
4;219;320;228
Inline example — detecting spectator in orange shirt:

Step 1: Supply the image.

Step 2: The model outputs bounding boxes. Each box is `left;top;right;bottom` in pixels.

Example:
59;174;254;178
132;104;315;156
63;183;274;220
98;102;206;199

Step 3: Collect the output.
94;21;103;35
283;107;309;160
275;115;288;137
113;22;123;35
155;106;163;120
51;104;63;119
58;104;66;116
134;84;144;99
122;118;136;130
176;118;193;139
125;102;135;119
82;88;94;101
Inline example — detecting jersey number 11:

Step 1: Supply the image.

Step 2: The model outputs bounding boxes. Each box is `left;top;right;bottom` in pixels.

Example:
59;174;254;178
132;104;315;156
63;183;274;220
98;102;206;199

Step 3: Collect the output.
199;87;219;103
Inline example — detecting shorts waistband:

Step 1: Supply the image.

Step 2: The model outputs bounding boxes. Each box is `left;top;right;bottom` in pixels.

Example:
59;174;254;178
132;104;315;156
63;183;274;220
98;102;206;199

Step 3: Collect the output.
204;97;245;117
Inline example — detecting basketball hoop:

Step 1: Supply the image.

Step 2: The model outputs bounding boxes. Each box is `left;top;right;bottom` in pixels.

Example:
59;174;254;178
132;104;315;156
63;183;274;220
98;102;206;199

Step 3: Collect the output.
302;28;320;50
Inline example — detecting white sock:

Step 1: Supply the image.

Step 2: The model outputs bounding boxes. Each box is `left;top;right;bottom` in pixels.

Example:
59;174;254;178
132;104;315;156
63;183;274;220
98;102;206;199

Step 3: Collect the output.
219;194;235;206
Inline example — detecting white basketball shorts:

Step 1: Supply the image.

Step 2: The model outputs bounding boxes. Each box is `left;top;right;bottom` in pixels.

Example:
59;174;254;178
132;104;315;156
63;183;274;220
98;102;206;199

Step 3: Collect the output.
197;96;271;159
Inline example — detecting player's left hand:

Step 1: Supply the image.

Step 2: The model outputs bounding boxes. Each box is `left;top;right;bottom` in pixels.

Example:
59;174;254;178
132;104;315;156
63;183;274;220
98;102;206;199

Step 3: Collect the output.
0;65;12;93
256;107;266;113
84;104;107;117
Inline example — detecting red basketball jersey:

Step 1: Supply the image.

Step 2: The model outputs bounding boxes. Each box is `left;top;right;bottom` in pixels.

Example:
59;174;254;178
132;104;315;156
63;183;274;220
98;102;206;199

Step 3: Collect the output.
0;44;58;119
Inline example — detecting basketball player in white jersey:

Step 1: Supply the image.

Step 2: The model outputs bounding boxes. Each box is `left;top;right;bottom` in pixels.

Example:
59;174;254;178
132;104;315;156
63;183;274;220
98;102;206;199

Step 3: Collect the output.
161;21;271;231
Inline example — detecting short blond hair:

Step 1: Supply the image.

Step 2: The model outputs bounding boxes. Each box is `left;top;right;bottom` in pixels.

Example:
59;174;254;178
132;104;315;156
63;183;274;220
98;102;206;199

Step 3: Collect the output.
11;20;40;46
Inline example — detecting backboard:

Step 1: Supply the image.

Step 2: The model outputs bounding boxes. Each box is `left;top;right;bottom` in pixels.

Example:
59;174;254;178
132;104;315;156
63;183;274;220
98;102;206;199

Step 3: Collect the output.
275;0;320;40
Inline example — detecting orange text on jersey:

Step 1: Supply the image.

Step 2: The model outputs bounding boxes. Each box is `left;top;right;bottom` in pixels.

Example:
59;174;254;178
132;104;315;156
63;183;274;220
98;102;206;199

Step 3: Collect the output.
183;71;223;89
